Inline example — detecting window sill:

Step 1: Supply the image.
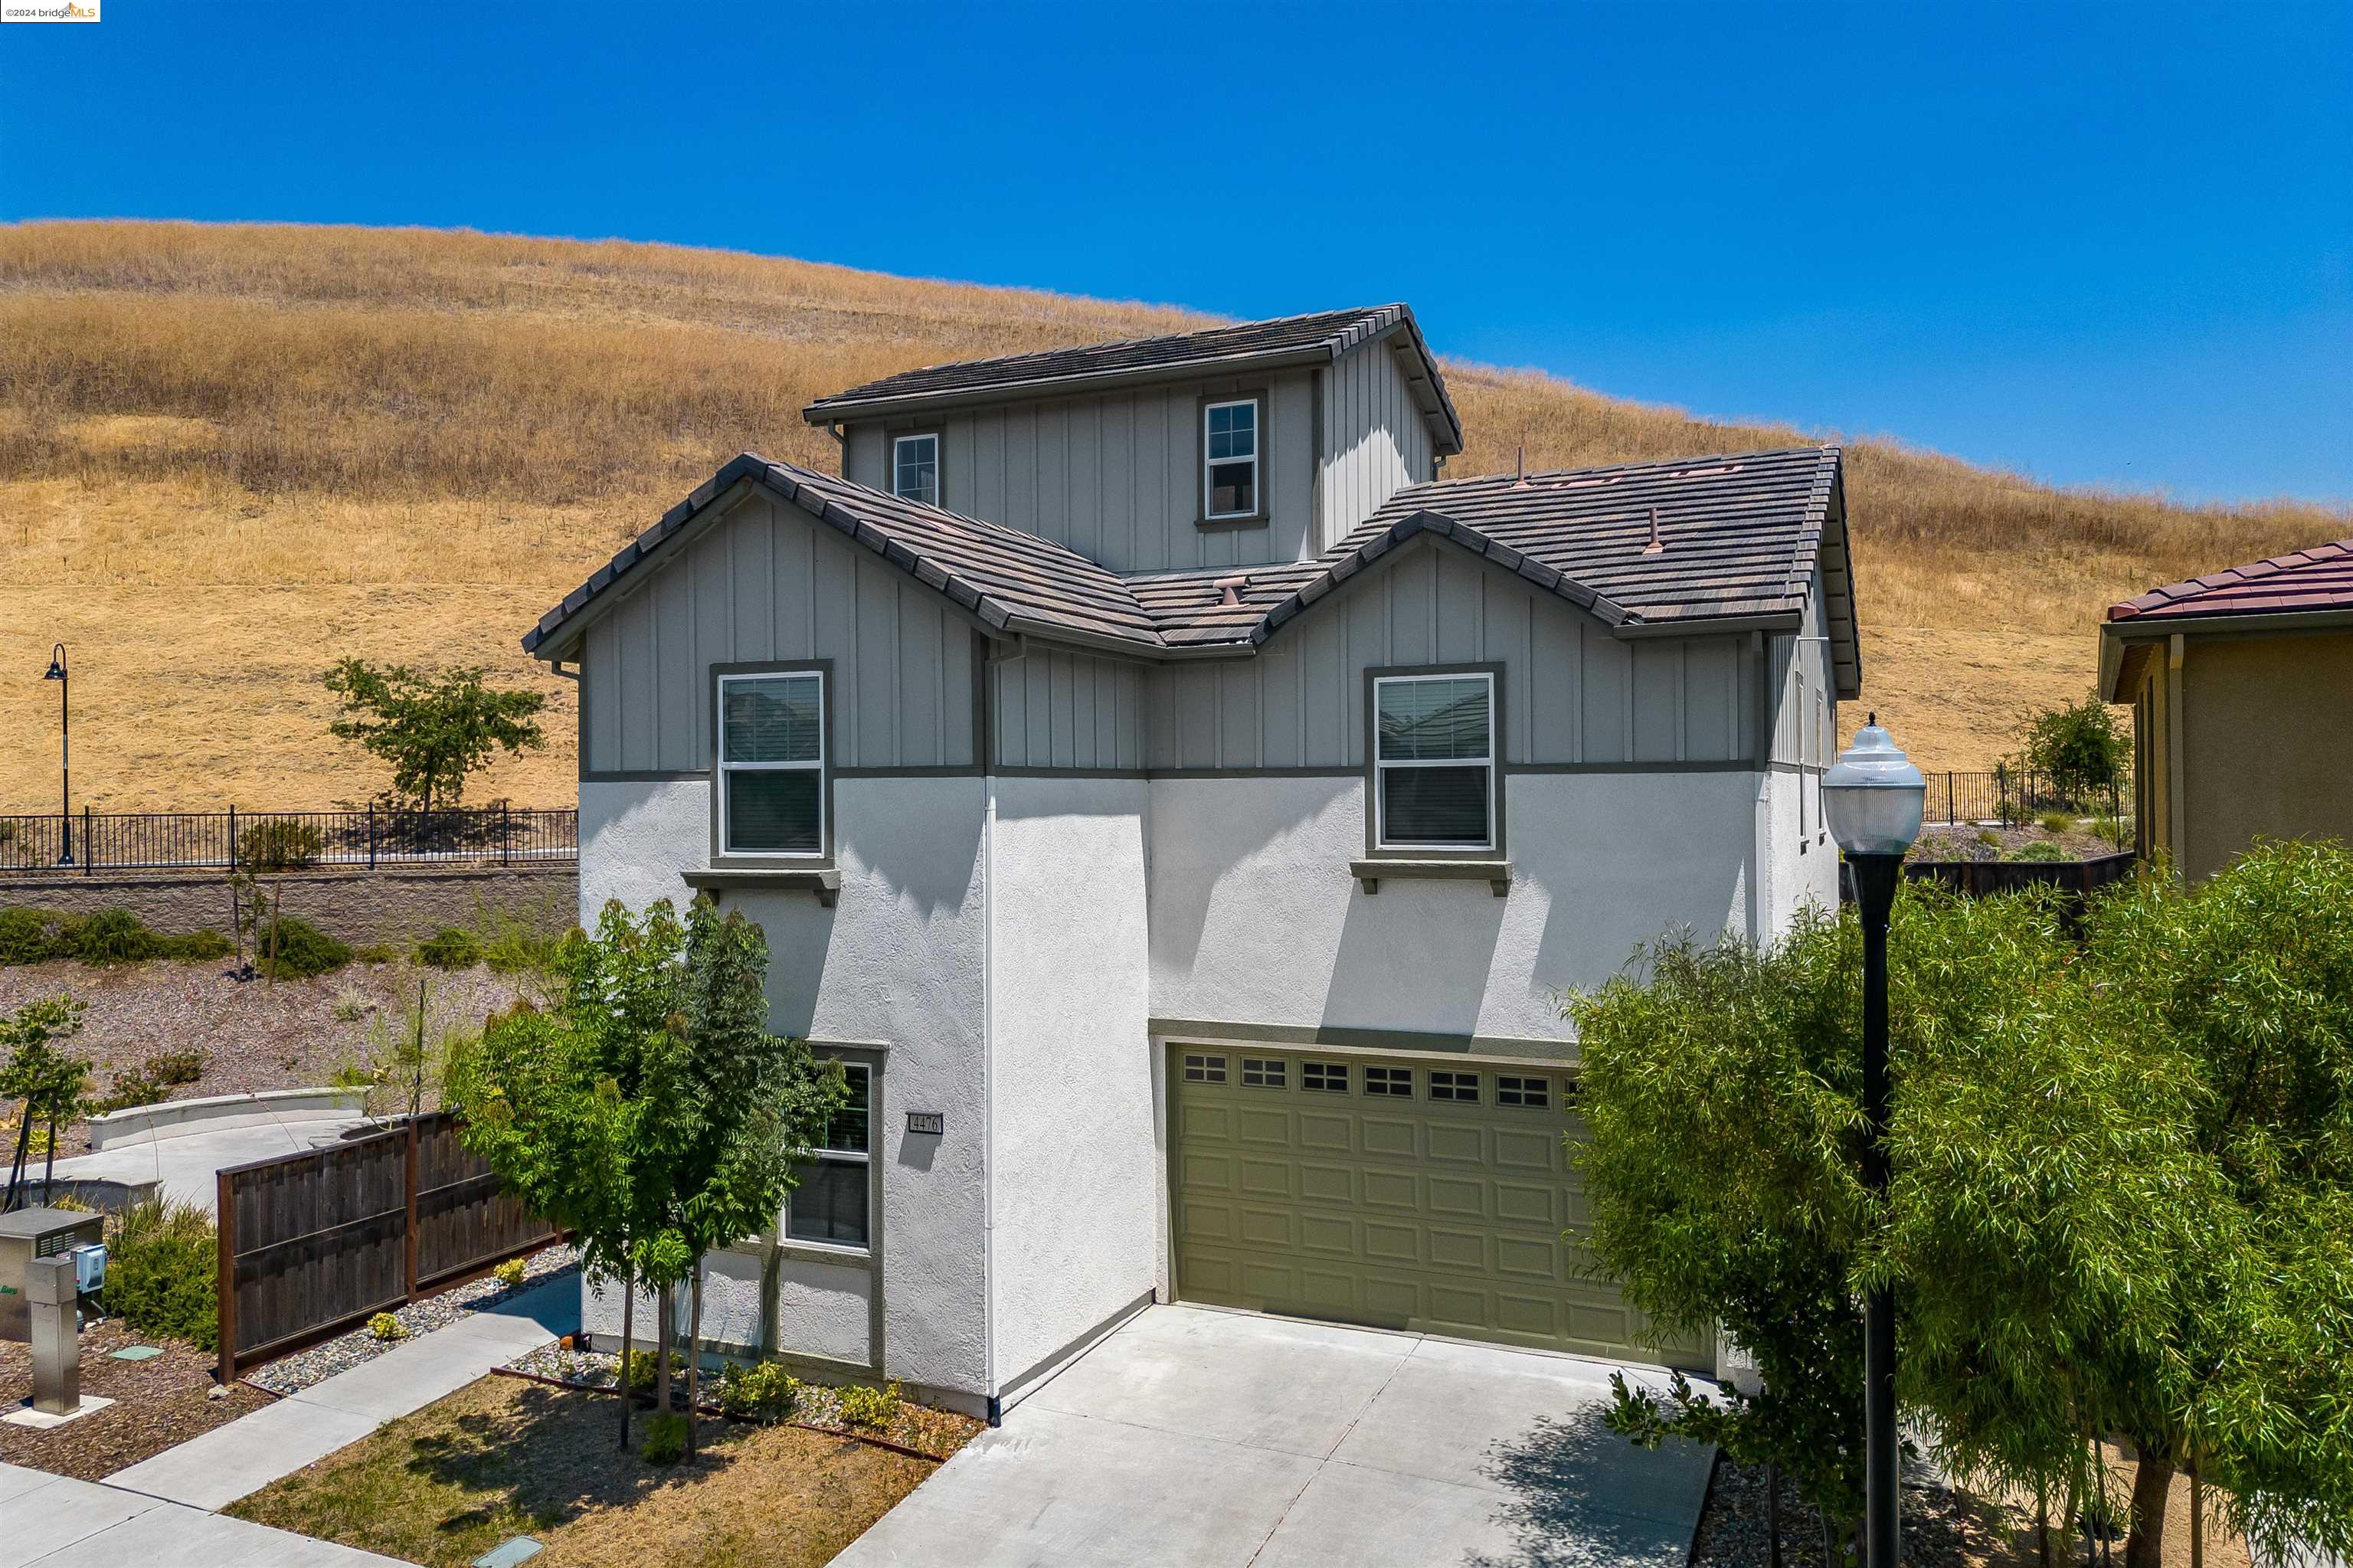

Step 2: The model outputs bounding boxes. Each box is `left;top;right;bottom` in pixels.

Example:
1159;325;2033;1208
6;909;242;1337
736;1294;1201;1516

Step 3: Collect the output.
1195;513;1270;531
775;1239;872;1270
1350;859;1514;896
681;867;841;907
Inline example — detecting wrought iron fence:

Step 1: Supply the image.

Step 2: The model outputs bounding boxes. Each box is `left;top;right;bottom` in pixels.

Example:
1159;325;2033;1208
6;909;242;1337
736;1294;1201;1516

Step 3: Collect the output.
0;806;577;874
1919;770;2131;832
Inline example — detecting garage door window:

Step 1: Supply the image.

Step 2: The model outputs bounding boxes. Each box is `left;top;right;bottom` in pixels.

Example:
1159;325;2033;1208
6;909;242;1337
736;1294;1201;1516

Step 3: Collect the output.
1183;1053;1227;1084
787;1062;870;1250
1242;1057;1288;1089
1303;1062;1350;1093
1365;1066;1413;1098
1497;1075;1550;1108
1429;1070;1480;1103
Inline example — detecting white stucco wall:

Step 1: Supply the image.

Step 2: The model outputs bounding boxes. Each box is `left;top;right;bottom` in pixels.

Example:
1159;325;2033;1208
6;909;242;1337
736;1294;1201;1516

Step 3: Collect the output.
1147;771;1766;1043
1754;766;1839;938
984;775;1157;1397
575;776;992;1399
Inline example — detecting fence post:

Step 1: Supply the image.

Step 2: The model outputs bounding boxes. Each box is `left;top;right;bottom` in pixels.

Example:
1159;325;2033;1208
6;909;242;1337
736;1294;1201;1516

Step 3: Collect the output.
1946;772;1956;826
502;802;511;867
82;805;91;876
368;803;376;871
227;804;237;871
404;1115;421;1303
216;1166;237;1386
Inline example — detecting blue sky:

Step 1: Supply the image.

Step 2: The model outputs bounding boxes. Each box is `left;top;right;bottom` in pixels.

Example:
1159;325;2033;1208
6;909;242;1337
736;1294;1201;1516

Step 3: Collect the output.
5;3;2348;504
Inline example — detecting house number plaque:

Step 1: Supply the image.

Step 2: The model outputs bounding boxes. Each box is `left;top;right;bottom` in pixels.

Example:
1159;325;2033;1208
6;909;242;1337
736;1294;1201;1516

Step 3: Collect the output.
905;1111;944;1136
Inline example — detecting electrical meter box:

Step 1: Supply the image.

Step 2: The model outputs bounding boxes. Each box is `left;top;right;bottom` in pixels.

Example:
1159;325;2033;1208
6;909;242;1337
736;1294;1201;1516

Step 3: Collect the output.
0;1206;105;1341
73;1242;106;1294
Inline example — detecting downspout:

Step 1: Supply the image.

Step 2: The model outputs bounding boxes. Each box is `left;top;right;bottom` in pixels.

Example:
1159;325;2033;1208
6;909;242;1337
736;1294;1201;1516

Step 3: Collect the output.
981;720;1002;1425
2166;633;2188;873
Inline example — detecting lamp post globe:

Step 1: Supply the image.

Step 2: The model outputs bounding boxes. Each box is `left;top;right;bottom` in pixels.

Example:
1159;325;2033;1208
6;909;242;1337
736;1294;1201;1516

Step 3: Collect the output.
1826;713;1922;1568
41;644;69;866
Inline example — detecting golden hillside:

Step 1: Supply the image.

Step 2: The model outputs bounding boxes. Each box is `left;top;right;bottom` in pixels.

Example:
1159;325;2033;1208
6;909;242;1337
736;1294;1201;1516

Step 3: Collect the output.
0;220;2340;809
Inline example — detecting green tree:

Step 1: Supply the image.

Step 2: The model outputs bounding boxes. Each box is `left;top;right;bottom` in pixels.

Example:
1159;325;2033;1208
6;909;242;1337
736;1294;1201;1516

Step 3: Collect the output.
2019;692;2131;801
320;658;546;815
1;995;90;1210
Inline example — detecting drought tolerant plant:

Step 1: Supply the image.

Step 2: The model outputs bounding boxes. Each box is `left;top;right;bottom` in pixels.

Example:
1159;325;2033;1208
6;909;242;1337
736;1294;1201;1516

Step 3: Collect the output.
1;995;90;1209
102;1198;218;1350
256;915;352;979
367;1311;407;1342
717;1359;801;1422
0;908;57;964
2020;692;2131;803
835;1380;902;1431
640;1413;689;1465
415;926;482;971
320;658;546;816
236;819;322;872
493;1257;527;1290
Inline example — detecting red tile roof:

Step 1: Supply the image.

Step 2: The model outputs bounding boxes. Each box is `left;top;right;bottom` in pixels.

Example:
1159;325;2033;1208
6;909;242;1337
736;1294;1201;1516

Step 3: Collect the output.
2106;539;2353;624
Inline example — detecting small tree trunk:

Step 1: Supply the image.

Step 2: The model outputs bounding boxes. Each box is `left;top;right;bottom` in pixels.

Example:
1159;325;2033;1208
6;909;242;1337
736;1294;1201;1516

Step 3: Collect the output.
617;1262;635;1451
656;1284;674;1419
2038;1489;2053;1568
265;881;282;986
685;1266;704;1460
2189;1464;2203;1568
40;1102;58;1202
5;1101;34;1210
1766;1463;1781;1568
2124;1447;2175;1568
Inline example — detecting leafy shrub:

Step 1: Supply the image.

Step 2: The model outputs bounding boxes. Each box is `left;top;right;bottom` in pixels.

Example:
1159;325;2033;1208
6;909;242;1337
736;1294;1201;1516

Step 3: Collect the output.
835;1380;901;1430
470;905;564;977
156;928;233;961
102;1199;218;1350
718;1360;802;1422
415;927;481;970
258;916;351;978
61;910;155;965
368;1311;408;1341
237;819;323;871
2037;810;2076;834
493;1258;526;1289
329;1059;376;1092
145;1049;206;1087
640;1413;689;1465
2019;694;2131;798
2010;840;2073;862
352;943;398;965
84;1064;170;1117
0;908;59;964
623;1347;658;1395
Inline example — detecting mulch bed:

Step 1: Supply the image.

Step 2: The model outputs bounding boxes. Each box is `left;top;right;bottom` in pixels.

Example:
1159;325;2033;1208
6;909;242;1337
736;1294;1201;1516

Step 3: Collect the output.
0;957;531;1156
0;1318;268;1481
1910;824;2127;864
244;1242;581;1397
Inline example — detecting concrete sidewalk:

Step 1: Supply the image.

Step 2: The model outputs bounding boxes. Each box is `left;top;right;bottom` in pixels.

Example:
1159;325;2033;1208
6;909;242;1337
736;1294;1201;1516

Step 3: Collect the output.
0;1462;410;1567
103;1272;578;1511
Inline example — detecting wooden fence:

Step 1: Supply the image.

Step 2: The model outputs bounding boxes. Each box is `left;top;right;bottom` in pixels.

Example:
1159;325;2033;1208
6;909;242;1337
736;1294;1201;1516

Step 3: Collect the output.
216;1111;559;1382
1841;851;2141;909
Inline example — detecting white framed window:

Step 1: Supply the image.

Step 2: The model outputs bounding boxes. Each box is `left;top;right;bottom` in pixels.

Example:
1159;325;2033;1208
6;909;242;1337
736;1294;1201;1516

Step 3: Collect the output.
716;669;826;858
1373;671;1497;851
892;433;939;506
1183;1052;1227;1084
787;1062;870;1250
1241;1056;1288;1089
1203;398;1258;519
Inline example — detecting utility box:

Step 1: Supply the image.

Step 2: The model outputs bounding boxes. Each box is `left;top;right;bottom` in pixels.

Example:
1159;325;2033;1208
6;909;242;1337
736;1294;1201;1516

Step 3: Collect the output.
0;1207;105;1342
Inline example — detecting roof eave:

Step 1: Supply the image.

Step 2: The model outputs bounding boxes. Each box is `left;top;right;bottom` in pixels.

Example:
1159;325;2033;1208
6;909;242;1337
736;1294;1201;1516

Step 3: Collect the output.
801;345;1337;426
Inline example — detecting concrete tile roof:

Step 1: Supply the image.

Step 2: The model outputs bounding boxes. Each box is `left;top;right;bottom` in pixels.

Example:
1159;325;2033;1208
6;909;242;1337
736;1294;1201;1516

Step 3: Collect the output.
2106;538;2353;624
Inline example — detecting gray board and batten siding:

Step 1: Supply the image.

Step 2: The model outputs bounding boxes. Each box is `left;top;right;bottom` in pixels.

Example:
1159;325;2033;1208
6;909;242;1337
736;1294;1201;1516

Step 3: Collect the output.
576;483;1779;779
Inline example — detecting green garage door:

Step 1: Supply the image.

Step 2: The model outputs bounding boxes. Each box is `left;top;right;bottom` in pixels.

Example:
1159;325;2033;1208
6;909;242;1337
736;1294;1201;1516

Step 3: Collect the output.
1170;1046;1712;1370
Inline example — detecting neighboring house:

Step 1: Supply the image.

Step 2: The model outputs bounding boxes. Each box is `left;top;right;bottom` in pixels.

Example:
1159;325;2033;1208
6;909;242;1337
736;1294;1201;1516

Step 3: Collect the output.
2100;538;2353;879
522;304;1860;1419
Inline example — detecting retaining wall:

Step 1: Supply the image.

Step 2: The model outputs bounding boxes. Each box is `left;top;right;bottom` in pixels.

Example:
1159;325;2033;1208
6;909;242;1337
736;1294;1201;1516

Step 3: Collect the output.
0;863;578;944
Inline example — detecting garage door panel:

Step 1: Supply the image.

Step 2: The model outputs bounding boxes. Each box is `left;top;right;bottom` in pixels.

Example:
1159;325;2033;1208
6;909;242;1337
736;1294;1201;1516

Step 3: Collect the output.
1171;1046;1711;1373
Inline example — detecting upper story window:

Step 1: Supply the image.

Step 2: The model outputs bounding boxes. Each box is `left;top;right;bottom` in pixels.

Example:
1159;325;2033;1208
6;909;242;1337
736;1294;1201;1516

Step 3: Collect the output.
892;433;940;506
1203;398;1259;520
717;669;826;858
1372;670;1497;852
787;1061;870;1250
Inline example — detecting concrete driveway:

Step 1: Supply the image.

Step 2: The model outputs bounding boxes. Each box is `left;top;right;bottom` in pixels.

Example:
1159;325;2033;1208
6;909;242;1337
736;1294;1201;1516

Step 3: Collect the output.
838;1305;1716;1568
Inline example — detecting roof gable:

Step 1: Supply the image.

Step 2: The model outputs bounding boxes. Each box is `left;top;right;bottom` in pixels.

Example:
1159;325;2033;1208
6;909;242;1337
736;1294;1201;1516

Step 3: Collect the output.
803;303;1463;455
2107;538;2353;625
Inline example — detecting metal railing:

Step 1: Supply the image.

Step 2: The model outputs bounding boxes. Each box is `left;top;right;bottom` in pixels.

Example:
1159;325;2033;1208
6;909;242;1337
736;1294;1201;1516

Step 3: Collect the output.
0;806;577;874
1919;770;2130;830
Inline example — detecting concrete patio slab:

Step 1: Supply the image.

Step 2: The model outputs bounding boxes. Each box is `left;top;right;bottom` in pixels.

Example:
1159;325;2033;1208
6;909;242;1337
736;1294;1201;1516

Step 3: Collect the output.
833;1304;1718;1568
0;1464;410;1567
43;1115;374;1214
105;1272;577;1511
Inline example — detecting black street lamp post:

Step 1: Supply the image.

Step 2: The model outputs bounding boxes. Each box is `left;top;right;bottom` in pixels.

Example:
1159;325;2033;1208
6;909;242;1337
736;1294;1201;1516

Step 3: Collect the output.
1822;713;1925;1568
42;644;69;866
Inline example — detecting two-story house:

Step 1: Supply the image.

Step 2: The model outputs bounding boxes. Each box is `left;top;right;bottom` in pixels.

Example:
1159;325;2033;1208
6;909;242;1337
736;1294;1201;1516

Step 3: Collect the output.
522;305;1860;1419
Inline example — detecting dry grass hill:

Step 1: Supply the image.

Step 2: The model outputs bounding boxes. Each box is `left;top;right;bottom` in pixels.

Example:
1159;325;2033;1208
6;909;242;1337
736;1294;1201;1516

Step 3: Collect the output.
1;220;2341;810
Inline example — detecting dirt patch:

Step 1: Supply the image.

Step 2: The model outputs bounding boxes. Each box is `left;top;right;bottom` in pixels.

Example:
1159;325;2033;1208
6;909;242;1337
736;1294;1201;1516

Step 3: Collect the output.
1694;1452;2250;1568
225;1373;980;1568
0;1318;268;1480
0;957;534;1156
1910;823;2128;864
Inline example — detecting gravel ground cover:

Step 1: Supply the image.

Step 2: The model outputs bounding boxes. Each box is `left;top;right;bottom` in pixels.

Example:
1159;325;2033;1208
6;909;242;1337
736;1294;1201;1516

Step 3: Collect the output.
244;1241;581;1396
505;1343;977;1461
0;1318;270;1480
0;957;534;1155
1910;823;2128;863
1693;1454;2250;1568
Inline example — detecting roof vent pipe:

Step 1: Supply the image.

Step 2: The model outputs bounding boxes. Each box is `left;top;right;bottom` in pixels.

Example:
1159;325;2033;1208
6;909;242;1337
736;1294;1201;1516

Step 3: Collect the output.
1643;508;1664;555
1213;574;1249;607
1510;446;1530;489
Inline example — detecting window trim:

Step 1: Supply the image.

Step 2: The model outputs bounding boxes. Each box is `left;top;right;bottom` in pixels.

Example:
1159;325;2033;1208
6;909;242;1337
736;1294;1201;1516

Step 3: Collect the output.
785;1056;877;1258
1196;389;1268;528
709;660;835;869
1364;664;1505;860
889;429;943;507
